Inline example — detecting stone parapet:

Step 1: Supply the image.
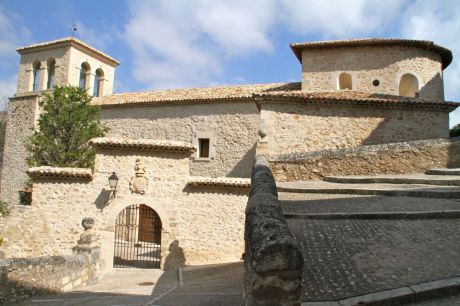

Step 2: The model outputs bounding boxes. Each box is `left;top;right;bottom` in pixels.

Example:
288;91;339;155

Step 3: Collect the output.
0;253;100;305
0;217;103;304
270;138;460;181
244;156;303;306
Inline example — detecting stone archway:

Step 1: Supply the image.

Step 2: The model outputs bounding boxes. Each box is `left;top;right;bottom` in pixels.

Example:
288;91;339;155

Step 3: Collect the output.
113;204;162;269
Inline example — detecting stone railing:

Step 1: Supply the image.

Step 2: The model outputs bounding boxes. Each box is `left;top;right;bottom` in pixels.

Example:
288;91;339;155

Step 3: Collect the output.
0;218;103;305
244;155;303;306
270;137;460;181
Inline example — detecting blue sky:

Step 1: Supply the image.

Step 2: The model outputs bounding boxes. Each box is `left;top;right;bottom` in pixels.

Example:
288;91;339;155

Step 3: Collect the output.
1;0;459;126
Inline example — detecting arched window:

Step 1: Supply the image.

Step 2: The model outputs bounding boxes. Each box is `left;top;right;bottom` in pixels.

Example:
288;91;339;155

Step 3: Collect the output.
399;73;419;97
93;68;104;97
79;62;91;89
46;58;56;90
339;72;352;90
32;61;41;91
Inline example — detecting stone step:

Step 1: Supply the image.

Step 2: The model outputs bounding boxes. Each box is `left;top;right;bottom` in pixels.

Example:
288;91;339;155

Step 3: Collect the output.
323;174;460;186
426;168;460;175
277;181;460;199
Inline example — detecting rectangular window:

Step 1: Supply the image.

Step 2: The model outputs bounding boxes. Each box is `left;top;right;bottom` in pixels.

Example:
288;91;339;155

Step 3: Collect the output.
198;138;210;158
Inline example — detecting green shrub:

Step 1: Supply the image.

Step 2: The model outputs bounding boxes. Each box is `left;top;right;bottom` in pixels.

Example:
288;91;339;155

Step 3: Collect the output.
450;124;460;137
0;200;9;216
26;85;105;168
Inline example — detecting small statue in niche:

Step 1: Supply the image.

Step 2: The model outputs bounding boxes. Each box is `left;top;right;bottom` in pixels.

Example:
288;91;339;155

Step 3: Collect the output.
130;159;149;194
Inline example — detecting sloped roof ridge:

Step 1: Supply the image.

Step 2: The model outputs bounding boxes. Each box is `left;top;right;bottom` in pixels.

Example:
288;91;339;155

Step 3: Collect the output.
290;38;453;68
92;82;301;106
17;37;119;65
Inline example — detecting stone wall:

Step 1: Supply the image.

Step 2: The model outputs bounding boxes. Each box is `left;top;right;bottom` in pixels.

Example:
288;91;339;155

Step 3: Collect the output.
301;45;444;100
0;252;101;305
260;102;449;156
101;101;260;178
0;95;38;204
244;156;303;306
270;138;460;181
2;142;249;270
177;186;248;267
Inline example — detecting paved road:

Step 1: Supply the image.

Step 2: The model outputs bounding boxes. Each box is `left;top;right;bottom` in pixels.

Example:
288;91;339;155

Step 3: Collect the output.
15;262;243;306
281;192;460;303
279;192;460;214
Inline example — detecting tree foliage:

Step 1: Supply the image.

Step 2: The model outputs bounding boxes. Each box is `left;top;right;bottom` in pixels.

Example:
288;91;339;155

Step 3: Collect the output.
450;124;460;138
27;85;105;168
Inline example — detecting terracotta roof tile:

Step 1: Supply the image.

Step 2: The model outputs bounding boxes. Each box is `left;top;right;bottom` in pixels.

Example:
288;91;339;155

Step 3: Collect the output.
254;90;460;110
89;137;195;152
17;37;119;66
290;38;452;68
92;82;301;106
188;176;251;188
27;167;92;179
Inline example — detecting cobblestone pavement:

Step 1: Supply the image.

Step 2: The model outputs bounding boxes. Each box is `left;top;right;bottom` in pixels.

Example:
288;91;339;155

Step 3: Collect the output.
288;217;460;301
15;262;243;306
283;190;460;303
279;193;460;214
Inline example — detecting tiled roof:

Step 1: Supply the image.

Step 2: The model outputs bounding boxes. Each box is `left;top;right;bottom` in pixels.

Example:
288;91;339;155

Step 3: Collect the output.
92;82;301;106
290;38;453;68
89;137;195;152
17;37;120;66
188;176;251;188
254;90;460;111
27;167;93;179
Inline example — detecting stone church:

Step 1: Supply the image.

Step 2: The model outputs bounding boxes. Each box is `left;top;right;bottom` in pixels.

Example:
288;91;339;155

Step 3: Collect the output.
0;37;458;271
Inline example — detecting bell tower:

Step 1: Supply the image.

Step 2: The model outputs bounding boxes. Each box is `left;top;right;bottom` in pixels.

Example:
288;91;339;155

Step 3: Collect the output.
16;37;119;97
1;37;119;205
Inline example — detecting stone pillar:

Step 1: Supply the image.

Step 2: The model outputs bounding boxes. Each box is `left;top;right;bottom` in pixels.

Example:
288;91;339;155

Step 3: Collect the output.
255;127;269;156
73;218;104;284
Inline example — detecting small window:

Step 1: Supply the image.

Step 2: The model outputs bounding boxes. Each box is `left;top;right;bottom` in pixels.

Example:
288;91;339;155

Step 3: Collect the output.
47;58;55;89
399;73;419;97
79;62;91;89
93;68;104;97
339;72;352;90
198;138;210;158
32;61;41;91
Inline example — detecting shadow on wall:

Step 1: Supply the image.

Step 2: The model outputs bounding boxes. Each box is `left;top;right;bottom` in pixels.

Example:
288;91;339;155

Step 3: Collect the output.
163;240;186;271
447;137;460;168
227;142;257;178
359;108;449;146
419;72;443;99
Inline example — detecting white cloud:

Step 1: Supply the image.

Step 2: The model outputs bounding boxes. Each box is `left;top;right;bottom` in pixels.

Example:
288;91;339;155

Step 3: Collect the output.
74;21;119;51
400;0;460;126
0;75;17;110
0;6;29;58
124;0;278;89
279;0;405;38
123;0;410;90
0;5;29;103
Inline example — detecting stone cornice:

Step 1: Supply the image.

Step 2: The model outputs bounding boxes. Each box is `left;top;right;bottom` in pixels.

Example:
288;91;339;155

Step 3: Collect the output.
89;137;196;153
188;176;251;188
254;91;459;111
27;167;93;180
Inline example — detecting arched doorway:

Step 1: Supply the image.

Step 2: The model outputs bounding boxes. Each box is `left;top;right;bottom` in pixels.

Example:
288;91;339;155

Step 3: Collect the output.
113;204;162;269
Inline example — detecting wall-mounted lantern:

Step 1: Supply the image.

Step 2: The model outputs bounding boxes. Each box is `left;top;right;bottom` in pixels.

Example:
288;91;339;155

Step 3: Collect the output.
108;172;119;197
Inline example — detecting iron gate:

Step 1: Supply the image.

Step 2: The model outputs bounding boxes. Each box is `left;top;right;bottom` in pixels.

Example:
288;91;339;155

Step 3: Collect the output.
113;204;162;269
